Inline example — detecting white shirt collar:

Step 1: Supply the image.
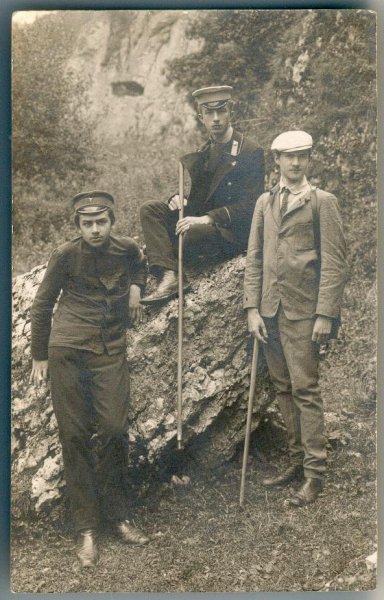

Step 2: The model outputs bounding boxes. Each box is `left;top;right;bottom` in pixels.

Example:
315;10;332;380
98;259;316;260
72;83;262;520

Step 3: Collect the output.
279;175;310;195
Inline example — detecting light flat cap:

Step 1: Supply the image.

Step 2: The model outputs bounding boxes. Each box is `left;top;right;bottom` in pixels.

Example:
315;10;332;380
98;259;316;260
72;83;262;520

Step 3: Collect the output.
192;85;233;108
72;190;115;215
271;130;313;153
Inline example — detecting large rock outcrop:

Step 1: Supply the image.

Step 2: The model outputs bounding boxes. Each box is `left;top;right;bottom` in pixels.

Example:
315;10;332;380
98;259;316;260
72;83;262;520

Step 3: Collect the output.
12;256;273;518
66;10;201;142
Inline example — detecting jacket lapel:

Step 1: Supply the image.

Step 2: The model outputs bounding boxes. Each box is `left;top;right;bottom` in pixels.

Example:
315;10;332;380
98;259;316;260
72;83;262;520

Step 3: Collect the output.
269;185;311;229
180;148;207;176
283;191;311;219
268;184;281;228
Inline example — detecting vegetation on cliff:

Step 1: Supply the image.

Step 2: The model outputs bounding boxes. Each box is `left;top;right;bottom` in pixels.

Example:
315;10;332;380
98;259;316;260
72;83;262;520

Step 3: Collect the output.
168;10;376;197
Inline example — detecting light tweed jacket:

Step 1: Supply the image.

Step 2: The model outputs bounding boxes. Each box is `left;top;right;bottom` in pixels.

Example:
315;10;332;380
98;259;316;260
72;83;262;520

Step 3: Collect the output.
243;185;348;320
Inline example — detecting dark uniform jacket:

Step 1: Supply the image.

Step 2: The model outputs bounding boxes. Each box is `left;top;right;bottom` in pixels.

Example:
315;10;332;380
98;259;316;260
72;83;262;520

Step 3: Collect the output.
31;236;146;360
244;185;348;320
181;130;265;250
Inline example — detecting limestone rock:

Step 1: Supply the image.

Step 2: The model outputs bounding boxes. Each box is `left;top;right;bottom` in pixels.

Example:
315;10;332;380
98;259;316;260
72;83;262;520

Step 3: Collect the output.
66;10;201;142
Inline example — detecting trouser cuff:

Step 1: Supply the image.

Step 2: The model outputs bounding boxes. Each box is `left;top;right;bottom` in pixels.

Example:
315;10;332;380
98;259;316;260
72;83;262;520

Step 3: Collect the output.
149;259;178;273
74;520;100;533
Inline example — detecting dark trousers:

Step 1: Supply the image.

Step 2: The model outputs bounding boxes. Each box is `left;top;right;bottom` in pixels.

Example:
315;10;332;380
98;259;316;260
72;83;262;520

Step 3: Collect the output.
262;306;326;479
48;347;131;531
140;200;236;273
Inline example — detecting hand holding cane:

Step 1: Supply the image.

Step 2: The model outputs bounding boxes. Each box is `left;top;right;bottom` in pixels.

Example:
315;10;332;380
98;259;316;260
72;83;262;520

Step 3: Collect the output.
239;337;259;506
177;161;184;450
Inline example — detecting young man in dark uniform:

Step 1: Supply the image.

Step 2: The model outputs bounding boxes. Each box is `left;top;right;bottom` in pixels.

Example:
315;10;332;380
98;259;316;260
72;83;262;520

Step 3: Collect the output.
140;85;265;305
244;131;348;507
30;191;149;567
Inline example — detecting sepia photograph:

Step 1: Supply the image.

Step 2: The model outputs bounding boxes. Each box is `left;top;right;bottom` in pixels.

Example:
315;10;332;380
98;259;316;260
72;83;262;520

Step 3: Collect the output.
10;6;377;593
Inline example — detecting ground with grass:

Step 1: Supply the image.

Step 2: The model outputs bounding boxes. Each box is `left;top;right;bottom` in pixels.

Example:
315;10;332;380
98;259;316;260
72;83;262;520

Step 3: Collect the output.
11;277;377;592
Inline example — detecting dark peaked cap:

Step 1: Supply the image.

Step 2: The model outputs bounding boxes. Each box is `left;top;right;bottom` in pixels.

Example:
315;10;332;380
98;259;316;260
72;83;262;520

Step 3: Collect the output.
72;190;115;215
192;85;233;108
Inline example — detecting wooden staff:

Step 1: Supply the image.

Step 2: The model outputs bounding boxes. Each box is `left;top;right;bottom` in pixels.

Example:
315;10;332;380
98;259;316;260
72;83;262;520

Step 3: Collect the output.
239;338;259;506
177;161;184;450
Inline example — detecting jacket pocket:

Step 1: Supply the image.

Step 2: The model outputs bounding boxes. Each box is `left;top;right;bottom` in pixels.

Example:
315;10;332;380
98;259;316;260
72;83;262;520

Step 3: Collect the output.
293;222;314;251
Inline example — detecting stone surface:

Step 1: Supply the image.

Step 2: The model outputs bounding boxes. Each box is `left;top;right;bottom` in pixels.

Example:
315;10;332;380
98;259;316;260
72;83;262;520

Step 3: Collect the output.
66;10;201;142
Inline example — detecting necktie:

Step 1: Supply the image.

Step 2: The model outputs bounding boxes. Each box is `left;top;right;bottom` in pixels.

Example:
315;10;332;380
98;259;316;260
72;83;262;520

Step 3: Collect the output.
280;187;290;217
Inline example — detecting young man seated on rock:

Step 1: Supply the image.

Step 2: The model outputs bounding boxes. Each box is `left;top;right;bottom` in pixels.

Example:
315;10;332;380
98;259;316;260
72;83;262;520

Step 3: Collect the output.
140;85;265;305
30;191;150;568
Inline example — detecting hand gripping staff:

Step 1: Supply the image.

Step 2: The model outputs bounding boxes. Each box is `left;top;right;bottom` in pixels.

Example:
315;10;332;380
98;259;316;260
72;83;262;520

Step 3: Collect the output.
177;161;185;450
239;338;259;506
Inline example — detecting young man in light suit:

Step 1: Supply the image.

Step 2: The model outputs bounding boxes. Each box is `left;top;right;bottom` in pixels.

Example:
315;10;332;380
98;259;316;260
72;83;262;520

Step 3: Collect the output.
244;131;348;506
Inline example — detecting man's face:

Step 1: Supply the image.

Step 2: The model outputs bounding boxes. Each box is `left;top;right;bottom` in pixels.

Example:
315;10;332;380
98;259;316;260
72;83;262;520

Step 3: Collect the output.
77;211;112;248
199;104;232;140
275;150;311;183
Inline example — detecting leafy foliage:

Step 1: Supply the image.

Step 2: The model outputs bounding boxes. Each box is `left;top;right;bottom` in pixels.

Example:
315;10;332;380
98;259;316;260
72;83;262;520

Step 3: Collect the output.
167;10;297;123
12;12;102;273
12;12;96;181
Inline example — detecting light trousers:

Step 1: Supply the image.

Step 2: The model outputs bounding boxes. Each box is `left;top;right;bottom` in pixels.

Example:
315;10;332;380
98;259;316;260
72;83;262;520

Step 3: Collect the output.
262;305;326;479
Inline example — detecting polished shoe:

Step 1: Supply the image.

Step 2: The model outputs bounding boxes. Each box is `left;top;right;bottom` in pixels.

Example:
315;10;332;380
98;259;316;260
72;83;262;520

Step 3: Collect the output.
140;270;190;305
76;529;98;568
288;477;323;507
140;270;178;305
262;464;303;488
115;520;150;545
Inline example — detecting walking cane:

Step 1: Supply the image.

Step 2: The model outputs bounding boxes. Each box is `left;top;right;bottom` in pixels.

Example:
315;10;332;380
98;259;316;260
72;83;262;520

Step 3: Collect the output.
239;337;259;506
177;161;184;450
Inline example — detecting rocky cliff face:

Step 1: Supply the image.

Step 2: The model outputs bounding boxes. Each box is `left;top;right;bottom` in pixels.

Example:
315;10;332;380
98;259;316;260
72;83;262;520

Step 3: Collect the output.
66;10;201;142
12;257;273;519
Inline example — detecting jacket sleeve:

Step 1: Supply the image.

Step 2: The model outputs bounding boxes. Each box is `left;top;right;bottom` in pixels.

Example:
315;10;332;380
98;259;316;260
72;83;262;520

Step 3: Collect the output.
243;195;265;309
127;241;147;290
30;248;68;361
207;147;265;229
316;193;349;318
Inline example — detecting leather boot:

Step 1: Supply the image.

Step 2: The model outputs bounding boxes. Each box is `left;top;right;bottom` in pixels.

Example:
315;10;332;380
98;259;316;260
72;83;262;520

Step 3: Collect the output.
141;270;191;305
288;477;323;507
76;529;98;568
140;270;180;305
115;520;150;545
262;464;303;487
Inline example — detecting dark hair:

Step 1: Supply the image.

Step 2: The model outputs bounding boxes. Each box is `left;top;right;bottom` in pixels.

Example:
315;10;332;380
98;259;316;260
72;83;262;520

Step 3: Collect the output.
74;208;115;228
